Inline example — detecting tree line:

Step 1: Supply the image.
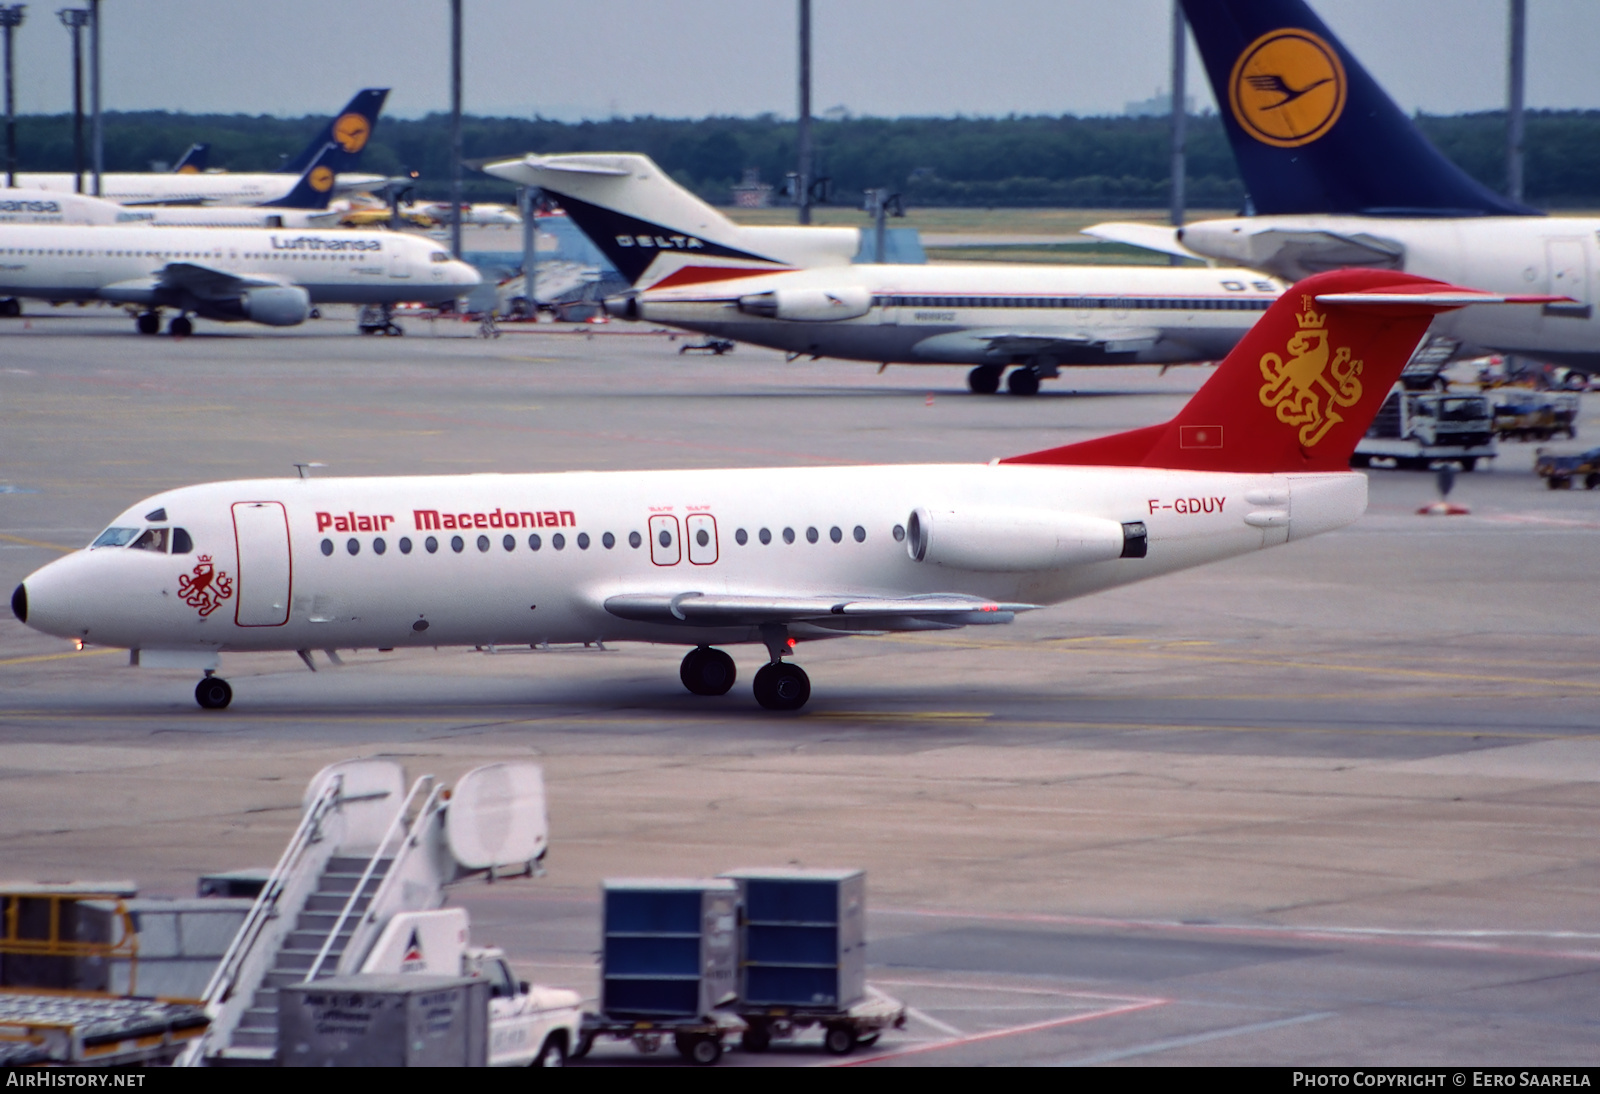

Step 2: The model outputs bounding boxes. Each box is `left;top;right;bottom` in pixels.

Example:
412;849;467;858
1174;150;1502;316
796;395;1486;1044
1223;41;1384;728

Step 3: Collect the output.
11;109;1599;209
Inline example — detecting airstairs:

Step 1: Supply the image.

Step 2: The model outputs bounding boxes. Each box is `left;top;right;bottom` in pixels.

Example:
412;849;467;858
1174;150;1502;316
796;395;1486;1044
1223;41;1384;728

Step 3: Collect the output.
181;758;547;1066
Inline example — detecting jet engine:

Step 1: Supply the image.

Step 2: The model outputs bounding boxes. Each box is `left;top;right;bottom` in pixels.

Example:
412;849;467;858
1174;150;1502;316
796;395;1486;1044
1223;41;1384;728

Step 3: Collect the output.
905;506;1134;571
241;285;312;327
737;285;872;322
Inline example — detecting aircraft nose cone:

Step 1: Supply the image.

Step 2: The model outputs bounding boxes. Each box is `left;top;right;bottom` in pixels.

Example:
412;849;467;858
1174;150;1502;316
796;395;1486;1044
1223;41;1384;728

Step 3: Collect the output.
10;583;25;624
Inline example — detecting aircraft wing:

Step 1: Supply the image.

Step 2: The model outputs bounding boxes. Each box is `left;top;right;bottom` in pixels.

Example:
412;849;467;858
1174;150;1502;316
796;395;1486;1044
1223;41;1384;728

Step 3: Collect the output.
604;591;1036;631
912;326;1162;362
1185;228;1405;281
1082;221;1210;262
156;262;286;300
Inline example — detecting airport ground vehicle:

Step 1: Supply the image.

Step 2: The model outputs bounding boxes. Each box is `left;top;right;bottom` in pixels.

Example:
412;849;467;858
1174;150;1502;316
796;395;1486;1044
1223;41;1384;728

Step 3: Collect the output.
1353;386;1497;471
575;879;743;1066
358;908;581;1067
1493;392;1579;441
1534;447;1600;490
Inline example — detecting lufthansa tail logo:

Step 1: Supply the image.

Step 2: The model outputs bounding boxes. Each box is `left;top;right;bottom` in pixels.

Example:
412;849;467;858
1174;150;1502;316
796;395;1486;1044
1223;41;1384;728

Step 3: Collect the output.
332;112;372;153
1228;28;1346;148
309;166;335;192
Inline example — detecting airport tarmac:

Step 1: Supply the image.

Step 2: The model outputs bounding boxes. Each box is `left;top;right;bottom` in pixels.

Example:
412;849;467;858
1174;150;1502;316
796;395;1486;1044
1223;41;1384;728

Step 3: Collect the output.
2;312;1598;1066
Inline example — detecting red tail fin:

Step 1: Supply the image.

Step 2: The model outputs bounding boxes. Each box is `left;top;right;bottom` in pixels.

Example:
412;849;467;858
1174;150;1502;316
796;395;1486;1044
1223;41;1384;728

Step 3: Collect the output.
1003;269;1553;473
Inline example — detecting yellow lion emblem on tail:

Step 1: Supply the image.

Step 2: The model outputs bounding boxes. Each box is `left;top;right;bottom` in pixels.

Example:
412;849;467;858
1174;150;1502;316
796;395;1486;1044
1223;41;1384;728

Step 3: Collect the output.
1258;297;1364;447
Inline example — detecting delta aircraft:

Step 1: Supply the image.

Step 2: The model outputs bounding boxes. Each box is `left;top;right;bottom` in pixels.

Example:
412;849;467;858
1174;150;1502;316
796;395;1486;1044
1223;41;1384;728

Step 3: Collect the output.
484;153;1283;395
1088;0;1600;371
14;90;389;207
9;270;1553;711
0;216;479;333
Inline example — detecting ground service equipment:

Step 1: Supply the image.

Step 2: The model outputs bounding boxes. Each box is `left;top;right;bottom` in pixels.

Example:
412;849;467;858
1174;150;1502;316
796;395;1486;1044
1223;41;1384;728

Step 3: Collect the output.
723;867;905;1055
1353;385;1497;470
577;878;742;1065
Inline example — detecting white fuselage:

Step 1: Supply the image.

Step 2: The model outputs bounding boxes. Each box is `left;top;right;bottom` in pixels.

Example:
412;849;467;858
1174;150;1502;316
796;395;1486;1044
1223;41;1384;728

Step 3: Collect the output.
18;464;1363;657
1;188;338;229
0;223;479;307
629;263;1283;367
14;171;385;207
1182;215;1600;367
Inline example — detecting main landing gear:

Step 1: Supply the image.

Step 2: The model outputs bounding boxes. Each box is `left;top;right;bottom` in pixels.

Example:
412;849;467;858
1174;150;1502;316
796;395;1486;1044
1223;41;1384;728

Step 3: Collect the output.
965;363;1047;395
967;364;1002;394
680;646;737;696
136;311;161;335
358;303;404;336
676;629;811;712
194;673;232;710
169;314;193;337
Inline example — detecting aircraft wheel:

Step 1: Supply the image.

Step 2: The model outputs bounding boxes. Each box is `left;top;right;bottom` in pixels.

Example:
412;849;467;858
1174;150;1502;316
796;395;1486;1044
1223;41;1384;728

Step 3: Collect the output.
967;365;1002;394
823;1025;856;1055
753;662;810;711
1586;473;1600;490
531;1035;566;1067
170;315;193;337
195;676;233;710
1460;458;1477;472
136;311;160;335
680;646;736;696
0;298;20;318
740;1021;771;1052
1006;366;1041;396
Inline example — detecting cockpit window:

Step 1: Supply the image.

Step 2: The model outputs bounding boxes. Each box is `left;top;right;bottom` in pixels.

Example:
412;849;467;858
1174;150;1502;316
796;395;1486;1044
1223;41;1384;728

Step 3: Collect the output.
171;528;193;554
91;527;140;548
429;250;451;263
128;528;169;553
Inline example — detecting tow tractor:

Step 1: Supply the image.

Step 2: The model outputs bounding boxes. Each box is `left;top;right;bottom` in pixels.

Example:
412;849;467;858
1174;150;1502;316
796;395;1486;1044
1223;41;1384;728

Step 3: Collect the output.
1353;384;1497;470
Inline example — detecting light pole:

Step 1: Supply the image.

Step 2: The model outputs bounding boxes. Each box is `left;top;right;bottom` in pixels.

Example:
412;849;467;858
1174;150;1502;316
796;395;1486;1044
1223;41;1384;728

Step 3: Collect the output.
0;5;24;188
88;0;99;195
1168;0;1187;264
58;8;88;193
449;0;463;259
1506;0;1526;202
796;0;811;225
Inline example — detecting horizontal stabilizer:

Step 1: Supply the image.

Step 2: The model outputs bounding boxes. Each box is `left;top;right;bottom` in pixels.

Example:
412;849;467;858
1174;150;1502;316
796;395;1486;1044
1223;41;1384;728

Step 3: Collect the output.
1081;222;1209;262
1004;268;1559;473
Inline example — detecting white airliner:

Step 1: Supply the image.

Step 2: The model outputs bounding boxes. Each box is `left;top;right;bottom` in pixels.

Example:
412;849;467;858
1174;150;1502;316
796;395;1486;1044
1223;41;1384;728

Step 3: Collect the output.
17;89;389;208
1090;0;1600;371
0;223;479;333
0;143;350;232
485;152;1282;394
10;270;1550;711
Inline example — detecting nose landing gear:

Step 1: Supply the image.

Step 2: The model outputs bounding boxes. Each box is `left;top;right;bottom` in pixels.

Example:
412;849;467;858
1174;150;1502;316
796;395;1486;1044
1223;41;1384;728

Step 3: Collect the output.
195;674;233;710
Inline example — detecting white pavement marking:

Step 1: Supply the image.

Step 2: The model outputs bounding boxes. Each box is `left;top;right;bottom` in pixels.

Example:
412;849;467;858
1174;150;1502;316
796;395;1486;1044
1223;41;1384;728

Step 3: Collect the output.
902;1006;964;1038
1053;1011;1337;1066
832;997;1168;1066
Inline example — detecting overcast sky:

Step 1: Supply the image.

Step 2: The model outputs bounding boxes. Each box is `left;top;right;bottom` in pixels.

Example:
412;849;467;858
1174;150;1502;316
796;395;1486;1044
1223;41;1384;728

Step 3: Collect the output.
9;1;1600;121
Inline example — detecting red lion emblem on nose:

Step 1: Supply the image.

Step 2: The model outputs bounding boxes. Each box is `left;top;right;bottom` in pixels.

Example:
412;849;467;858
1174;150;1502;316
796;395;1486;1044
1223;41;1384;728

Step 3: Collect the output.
178;555;234;617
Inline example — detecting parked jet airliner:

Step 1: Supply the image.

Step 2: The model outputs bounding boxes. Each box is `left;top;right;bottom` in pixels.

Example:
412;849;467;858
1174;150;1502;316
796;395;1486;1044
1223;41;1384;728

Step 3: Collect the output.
10;270;1552;711
15;90;389;207
0;221;479;334
1088;0;1600;370
483;153;1283;394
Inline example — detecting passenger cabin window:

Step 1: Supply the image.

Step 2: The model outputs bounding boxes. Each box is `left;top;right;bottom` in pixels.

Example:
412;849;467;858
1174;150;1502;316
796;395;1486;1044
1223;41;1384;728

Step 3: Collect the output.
129;528;169;553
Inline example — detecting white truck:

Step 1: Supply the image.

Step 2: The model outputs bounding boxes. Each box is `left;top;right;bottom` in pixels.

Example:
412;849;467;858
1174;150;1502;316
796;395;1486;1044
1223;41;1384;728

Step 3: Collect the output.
1353;384;1497;471
360;907;582;1067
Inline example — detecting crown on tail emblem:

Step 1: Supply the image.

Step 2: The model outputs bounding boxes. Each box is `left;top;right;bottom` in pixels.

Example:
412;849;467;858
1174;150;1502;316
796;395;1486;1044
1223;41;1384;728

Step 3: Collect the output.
1257;295;1363;447
177;554;234;618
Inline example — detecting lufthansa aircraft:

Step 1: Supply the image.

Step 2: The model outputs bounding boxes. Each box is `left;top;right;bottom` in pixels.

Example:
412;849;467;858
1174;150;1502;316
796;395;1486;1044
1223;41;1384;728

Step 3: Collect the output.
1089;0;1600;370
10;270;1552;711
0;143;349;231
484;153;1283;395
0;218;479;334
14;90;389;207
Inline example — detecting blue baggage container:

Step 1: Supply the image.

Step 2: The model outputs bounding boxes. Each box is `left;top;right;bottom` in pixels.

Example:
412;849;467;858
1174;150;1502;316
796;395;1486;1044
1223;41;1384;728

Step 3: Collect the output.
600;879;738;1020
722;869;865;1010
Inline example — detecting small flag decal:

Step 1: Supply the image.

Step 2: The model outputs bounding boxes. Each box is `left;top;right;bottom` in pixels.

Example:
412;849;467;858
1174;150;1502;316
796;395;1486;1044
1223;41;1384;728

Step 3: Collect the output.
1179;425;1224;449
